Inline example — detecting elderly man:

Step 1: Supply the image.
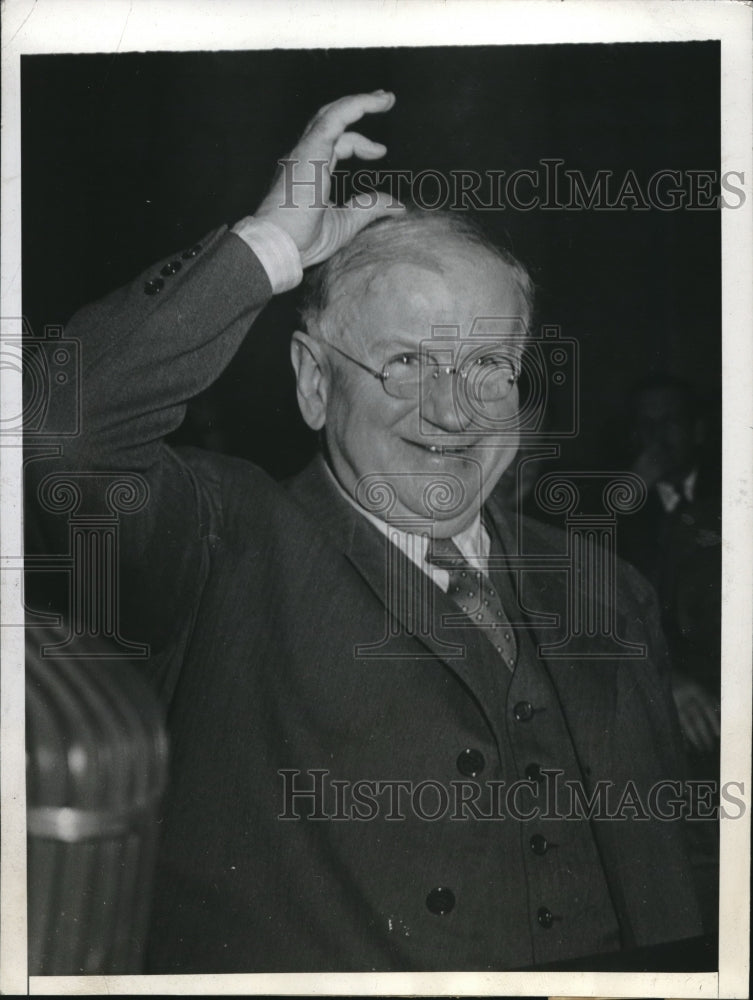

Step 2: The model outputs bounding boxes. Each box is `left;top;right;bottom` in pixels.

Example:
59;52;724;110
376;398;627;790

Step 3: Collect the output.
30;92;712;972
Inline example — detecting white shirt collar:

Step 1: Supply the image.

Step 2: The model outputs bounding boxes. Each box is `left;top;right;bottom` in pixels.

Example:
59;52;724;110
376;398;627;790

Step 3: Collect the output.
323;462;490;593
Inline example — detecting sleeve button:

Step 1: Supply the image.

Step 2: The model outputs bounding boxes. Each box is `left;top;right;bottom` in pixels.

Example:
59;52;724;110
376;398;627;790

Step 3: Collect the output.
144;277;164;295
161;260;182;276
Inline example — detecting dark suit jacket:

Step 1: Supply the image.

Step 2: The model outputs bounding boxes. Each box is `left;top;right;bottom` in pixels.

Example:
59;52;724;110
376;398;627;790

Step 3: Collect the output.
27;226;712;973
617;474;722;695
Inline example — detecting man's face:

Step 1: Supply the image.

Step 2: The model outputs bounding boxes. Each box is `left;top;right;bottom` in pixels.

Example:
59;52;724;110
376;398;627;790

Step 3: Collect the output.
633;387;698;482
321;252;526;536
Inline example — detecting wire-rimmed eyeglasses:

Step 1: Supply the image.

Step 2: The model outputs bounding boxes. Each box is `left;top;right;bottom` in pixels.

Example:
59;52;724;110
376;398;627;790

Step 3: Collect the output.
322;341;521;402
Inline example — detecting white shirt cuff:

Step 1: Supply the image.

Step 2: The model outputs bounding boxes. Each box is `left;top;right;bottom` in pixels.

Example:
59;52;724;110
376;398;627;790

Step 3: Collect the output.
231;216;303;294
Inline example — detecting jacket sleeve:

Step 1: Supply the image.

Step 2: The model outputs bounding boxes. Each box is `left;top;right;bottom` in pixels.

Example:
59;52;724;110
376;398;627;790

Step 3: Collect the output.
619;558;719;934
25;226;275;694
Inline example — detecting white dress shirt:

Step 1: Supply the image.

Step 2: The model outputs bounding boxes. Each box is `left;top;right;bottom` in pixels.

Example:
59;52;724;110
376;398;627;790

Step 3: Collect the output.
323;463;491;594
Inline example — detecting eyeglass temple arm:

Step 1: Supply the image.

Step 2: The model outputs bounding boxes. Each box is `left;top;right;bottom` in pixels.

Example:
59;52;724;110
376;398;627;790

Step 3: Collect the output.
326;341;388;381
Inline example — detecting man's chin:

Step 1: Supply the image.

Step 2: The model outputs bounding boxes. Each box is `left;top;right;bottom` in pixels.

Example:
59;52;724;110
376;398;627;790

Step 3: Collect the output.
391;495;483;538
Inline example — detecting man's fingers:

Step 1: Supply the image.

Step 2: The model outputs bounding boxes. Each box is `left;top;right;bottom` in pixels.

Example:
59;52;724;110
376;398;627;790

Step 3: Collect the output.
333;131;387;164
257;91;398;259
691;708;714;752
702;699;721;738
679;696;718;753
336;190;406;245
343;189;405;221
299;193;405;268
709;707;721;738
690;690;721;741
681;706;709;752
301;91;395;151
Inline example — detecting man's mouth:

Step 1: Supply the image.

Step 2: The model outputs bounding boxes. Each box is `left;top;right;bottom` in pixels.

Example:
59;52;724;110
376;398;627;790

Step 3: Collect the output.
411;441;476;455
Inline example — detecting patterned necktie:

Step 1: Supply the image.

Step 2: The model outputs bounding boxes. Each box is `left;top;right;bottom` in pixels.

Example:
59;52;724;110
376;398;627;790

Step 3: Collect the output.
427;536;517;672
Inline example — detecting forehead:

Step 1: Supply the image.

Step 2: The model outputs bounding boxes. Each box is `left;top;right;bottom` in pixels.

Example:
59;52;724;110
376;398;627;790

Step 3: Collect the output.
346;253;526;354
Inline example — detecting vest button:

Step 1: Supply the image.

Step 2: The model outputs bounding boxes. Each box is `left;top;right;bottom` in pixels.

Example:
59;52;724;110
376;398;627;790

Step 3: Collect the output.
456;748;485;777
426;887;455;915
529;834;548;855
525;762;544;783
537;906;555;929
513;700;534;722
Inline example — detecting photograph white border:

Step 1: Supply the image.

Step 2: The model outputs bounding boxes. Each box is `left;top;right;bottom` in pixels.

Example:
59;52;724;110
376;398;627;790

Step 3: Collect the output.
2;2;751;996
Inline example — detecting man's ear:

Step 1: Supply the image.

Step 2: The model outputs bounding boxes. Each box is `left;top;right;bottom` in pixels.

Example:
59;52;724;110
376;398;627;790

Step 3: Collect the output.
290;331;329;431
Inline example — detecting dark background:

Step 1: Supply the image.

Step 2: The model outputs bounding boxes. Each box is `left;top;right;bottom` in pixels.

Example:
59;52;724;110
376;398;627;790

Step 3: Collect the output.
22;42;721;479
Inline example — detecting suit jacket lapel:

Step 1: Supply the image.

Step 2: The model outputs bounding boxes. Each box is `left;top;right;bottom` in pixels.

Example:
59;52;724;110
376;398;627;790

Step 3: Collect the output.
482;494;561;639
484;492;639;658
286;456;503;714
288;459;625;750
483;493;625;763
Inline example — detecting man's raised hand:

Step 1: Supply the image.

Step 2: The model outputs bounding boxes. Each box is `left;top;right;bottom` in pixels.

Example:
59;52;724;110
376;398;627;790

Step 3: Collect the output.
255;91;404;267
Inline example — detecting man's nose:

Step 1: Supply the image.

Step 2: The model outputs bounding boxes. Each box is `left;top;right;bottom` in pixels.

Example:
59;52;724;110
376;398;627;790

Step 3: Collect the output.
420;373;474;432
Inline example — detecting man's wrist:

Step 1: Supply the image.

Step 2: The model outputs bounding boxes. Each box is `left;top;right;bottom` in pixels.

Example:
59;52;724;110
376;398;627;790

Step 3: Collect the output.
231;216;303;294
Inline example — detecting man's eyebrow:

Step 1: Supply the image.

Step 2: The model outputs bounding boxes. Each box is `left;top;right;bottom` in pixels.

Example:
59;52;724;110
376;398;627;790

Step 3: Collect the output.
368;333;425;355
368;335;522;358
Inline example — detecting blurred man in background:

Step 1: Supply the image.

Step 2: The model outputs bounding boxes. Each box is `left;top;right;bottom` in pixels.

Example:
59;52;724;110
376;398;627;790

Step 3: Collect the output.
619;375;721;766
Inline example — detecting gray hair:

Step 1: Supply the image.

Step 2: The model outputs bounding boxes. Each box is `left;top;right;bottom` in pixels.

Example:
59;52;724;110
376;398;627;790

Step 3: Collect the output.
299;208;534;343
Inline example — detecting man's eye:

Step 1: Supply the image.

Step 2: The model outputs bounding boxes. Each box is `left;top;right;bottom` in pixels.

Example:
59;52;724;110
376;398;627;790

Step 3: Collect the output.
394;353;421;367
474;355;513;370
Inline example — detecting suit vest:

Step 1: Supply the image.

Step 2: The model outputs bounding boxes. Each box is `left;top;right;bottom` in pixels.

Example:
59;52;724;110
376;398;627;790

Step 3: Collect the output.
428;515;623;966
